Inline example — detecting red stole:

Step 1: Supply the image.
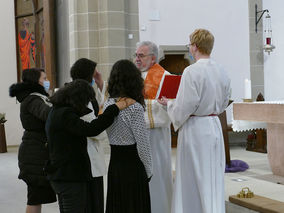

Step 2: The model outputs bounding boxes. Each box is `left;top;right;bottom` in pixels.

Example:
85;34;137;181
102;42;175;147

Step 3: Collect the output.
144;64;165;99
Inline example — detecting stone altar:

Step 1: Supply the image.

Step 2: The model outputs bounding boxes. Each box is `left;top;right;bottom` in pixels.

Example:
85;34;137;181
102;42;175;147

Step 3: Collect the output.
233;102;284;176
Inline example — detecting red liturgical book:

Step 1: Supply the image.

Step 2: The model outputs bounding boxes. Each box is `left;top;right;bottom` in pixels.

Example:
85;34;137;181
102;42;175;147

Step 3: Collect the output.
158;75;182;99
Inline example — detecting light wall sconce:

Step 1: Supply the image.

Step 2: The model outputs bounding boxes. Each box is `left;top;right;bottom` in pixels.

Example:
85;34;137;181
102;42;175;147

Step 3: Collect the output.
255;4;268;33
255;4;275;55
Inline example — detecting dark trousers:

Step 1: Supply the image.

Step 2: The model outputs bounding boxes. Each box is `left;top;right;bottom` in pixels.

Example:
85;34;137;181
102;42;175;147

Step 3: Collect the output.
86;176;104;213
51;181;87;213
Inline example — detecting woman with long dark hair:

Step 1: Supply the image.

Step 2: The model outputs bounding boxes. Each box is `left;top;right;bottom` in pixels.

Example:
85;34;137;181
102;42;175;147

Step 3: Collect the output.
45;79;134;213
9;68;56;213
105;59;153;213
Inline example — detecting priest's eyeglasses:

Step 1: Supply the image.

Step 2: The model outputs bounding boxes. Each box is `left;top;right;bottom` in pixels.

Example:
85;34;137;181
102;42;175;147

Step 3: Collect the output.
133;53;153;59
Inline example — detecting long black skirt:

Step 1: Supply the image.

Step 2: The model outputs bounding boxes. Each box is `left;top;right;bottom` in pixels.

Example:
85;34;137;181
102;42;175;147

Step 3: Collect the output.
106;144;151;213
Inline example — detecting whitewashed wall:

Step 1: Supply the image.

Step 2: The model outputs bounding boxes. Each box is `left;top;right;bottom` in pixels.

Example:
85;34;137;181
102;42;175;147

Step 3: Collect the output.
263;0;284;101
138;0;250;122
0;1;23;145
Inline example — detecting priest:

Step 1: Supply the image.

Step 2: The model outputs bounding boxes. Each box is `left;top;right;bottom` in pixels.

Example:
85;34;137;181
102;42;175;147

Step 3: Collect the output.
134;41;173;213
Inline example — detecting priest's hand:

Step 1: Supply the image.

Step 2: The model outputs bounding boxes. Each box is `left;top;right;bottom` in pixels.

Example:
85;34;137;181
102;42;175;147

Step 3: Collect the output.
94;69;103;91
157;96;168;106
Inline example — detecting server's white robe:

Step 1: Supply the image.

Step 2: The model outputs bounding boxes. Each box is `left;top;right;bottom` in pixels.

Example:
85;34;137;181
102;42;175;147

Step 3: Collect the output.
81;102;107;177
142;70;173;213
168;58;230;213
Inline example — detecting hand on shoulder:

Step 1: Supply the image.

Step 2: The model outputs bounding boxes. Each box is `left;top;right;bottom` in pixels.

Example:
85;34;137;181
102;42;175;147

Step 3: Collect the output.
115;97;136;110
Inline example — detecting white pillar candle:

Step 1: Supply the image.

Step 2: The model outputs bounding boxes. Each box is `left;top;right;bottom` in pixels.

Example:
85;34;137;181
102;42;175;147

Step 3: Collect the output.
244;79;251;99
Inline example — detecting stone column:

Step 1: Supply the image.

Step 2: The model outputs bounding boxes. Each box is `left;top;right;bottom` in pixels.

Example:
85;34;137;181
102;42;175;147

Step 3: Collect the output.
69;0;139;80
248;0;265;100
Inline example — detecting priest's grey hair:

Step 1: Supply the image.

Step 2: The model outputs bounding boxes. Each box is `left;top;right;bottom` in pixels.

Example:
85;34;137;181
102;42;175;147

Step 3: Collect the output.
136;41;158;62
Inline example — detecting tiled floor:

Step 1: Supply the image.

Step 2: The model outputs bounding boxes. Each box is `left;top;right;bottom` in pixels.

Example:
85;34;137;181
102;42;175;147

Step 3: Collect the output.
0;145;284;212
225;146;284;203
0;147;58;213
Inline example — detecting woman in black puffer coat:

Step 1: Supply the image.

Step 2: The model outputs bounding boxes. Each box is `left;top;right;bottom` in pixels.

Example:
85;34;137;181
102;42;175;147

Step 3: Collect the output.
9;68;56;213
